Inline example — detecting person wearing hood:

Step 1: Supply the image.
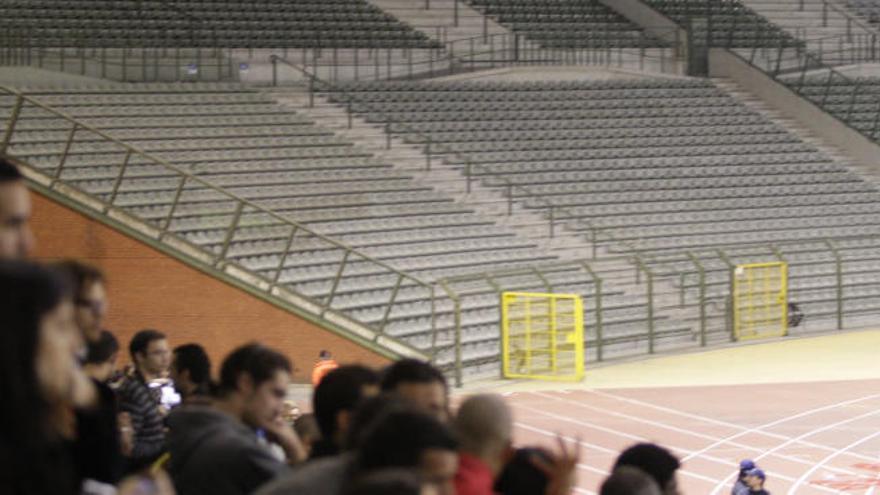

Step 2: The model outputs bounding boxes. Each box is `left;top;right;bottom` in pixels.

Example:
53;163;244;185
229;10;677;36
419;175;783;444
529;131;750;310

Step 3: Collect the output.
732;460;757;495
165;343;306;495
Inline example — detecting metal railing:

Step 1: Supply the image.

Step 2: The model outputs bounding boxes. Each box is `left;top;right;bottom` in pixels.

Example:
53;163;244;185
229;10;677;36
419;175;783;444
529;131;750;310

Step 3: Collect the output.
0;84;436;360
437;232;880;385
267;28;684;85
719;22;880;142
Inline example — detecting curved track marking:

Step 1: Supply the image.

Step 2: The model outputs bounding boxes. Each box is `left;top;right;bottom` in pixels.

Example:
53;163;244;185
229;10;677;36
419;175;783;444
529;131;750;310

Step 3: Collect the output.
533;391;861;477
589;389;880;464
788;430;880;495
516;403;729;485
707;409;880;495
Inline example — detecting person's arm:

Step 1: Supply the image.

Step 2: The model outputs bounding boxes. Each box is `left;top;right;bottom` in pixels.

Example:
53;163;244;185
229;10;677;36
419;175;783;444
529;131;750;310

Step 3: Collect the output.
119;385;165;460
259;416;308;465
531;435;582;495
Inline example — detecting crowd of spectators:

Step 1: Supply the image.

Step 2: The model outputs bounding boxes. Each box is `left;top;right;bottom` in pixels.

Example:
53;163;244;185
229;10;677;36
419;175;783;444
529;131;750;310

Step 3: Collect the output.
0;155;768;495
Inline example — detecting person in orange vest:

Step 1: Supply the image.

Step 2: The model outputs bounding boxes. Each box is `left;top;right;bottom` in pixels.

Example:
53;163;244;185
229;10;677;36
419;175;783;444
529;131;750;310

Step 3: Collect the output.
311;350;339;387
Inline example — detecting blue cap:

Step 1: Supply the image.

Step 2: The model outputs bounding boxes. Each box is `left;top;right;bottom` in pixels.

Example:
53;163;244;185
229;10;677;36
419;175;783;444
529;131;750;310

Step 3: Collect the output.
747;468;766;480
740;459;756;470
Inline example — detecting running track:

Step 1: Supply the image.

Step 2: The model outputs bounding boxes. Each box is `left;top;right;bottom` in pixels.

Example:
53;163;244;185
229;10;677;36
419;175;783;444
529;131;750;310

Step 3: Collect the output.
500;379;880;494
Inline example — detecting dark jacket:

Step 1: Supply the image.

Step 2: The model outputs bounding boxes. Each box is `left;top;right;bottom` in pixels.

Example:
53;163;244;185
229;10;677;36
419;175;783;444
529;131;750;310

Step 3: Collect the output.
166;406;288;495
117;372;165;467
254;454;354;495
71;380;124;485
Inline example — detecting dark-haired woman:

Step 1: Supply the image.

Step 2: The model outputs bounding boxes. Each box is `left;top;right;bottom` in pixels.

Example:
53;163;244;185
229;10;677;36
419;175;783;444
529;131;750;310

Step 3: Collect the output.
0;261;96;495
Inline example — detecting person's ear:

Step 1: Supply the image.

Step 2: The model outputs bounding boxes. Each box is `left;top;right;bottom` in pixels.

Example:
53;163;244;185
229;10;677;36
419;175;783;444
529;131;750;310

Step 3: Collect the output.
236;372;255;396
336;409;352;437
501;441;515;464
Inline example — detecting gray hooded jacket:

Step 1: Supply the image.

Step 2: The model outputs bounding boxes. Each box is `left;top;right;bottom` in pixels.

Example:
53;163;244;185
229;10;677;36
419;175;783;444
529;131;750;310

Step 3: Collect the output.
165;407;288;495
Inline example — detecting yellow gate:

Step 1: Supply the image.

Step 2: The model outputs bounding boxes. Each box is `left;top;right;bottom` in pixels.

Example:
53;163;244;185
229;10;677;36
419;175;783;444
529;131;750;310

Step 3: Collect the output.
501;292;585;381
733;262;788;341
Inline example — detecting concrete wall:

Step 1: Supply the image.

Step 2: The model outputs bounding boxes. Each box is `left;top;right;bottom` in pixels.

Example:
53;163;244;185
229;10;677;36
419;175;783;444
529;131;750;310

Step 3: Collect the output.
709;49;880;175
29;191;389;381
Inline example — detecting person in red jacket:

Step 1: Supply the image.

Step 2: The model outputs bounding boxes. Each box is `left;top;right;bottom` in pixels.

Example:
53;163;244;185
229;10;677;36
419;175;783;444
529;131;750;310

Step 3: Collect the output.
312;350;339;387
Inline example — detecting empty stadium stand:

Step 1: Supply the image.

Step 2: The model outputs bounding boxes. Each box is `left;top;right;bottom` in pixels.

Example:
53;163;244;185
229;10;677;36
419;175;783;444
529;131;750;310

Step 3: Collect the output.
846;0;880;23
465;0;665;48
640;0;796;48
0;81;667;381
326;76;880;337
0;0;441;49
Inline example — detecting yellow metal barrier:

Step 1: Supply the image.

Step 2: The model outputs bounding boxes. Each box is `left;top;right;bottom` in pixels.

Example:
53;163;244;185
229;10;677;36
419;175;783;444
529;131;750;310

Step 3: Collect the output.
733;262;788;341
501;292;585;381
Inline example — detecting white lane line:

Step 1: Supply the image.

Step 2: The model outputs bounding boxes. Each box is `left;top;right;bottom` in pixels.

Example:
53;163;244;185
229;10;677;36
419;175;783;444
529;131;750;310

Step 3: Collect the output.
516;403;728;485
707;409;880;495
532;391;860;478
587;389;880;464
788;430;880;495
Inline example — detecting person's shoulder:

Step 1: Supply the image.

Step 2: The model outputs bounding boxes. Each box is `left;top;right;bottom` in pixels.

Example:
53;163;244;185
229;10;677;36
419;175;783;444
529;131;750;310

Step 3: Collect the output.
254;455;352;495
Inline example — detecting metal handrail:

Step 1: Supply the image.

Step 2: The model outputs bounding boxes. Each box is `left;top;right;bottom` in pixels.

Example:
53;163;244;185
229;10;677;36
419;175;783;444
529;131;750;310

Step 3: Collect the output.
0;84;437;344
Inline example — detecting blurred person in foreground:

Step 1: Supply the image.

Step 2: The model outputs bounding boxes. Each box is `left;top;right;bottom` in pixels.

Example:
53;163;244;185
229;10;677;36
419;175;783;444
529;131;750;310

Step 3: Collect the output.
600;466;662;495
53;260;108;344
166;343;307;495
256;403;458;495
381;359;450;423
0;261;95;494
454;394;514;495
0;158;35;260
170;343;212;406
311;364;380;459
76;330;129;491
343;469;439;495
613;443;682;495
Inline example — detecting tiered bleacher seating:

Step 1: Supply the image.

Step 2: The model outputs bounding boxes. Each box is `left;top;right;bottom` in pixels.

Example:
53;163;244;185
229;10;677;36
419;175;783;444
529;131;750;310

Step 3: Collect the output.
330;77;880;327
641;0;797;48
0;0;441;49
466;0;664;48
846;0;880;23
2;83;686;379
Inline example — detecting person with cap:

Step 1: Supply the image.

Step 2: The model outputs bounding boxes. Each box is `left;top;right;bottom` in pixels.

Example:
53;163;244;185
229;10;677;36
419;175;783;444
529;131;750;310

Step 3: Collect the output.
744;468;769;495
732;460;756;495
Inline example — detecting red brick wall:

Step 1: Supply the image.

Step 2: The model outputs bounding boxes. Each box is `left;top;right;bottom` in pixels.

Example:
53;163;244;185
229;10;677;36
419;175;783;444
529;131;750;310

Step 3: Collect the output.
30;191;389;381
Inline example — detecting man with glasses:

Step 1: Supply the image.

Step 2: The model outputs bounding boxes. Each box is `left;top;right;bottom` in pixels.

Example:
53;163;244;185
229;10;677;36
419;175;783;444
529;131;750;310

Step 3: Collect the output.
53;260;109;344
118;329;172;470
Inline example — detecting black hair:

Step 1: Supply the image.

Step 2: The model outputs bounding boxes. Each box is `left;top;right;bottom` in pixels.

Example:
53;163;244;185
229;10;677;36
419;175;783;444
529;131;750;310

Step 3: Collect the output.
613;443;681;490
217;343;291;395
380;359;447;391
356;410;458;474
0;261;76;494
128;329;166;362
85;330;119;365
344;393;413;450
344;469;423;495
51;260;105;298
0;157;23;184
494;448;552;495
313;365;379;439
173;343;212;393
600;466;661;495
